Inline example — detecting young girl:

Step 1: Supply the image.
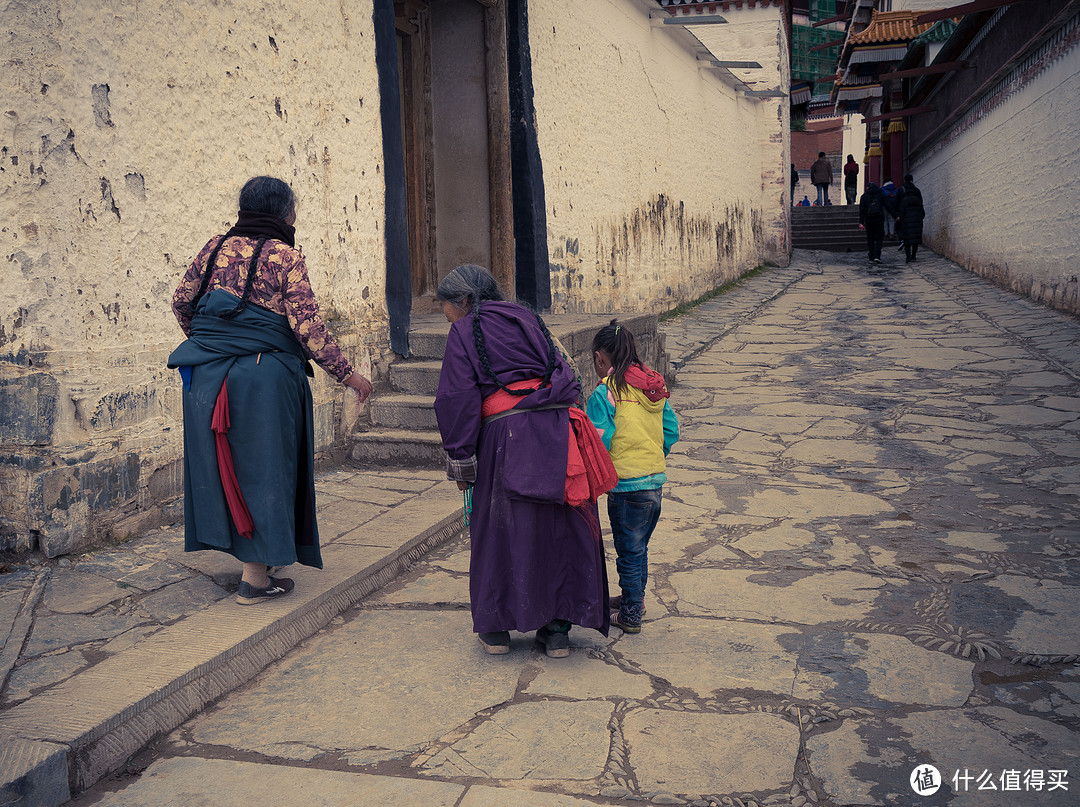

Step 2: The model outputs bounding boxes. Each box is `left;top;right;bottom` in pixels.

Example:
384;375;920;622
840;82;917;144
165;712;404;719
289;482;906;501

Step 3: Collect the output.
586;321;679;633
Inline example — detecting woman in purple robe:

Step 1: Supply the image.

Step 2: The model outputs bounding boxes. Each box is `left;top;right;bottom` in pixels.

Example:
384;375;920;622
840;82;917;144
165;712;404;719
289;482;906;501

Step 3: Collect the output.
434;265;609;657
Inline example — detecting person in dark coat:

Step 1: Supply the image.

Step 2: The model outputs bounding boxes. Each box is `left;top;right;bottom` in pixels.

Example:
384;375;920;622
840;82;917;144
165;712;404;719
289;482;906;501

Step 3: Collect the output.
810;151;833;206
858;181;887;264
791;163;799;206
896;174;925;262
843;154;860;205
433;264;611;658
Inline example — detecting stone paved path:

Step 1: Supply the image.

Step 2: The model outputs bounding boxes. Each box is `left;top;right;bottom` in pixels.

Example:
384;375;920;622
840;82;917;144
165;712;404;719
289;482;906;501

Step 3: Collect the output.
57;250;1080;805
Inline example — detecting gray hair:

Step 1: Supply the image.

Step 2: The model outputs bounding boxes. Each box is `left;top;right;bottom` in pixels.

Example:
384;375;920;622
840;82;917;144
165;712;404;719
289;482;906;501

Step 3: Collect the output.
238;176;296;220
434;264;504;307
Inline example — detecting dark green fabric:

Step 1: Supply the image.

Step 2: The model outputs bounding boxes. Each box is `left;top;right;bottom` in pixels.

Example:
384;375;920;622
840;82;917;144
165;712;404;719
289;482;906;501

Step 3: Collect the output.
168;290;322;569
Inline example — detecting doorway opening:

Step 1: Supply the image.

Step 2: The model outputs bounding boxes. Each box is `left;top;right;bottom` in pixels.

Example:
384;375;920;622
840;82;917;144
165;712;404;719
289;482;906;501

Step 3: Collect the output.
394;0;515;312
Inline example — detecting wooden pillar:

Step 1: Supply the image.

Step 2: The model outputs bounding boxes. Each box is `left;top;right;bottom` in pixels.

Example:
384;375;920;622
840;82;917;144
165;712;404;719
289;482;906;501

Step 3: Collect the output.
483;1;516;301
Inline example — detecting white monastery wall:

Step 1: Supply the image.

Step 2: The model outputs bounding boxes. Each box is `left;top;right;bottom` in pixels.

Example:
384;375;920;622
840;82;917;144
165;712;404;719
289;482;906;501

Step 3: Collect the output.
527;1;789;313
0;1;386;554
912;45;1080;315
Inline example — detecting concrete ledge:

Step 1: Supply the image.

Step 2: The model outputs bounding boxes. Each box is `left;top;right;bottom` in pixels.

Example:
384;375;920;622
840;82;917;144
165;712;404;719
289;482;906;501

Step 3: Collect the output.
0;502;467;804
0;736;70;807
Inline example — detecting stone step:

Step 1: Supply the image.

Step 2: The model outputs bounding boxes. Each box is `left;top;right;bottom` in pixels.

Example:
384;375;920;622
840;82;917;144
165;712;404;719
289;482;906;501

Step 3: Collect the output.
349;428;445;468
389;360;443;396
370;394;438;431
407;329;449;360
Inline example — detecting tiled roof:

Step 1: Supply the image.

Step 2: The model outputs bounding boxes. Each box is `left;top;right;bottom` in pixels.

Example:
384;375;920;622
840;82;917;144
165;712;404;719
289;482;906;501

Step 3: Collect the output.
912;18;959;46
849;10;938;46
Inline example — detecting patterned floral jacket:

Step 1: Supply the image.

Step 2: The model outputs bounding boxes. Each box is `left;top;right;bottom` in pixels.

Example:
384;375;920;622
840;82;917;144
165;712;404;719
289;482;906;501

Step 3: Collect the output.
172;235;354;382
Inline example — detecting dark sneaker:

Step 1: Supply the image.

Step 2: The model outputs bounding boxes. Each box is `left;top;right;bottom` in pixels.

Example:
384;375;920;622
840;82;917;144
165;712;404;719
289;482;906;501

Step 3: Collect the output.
611;610;642;634
535;626;570;658
236;576;294;605
478;631;510;655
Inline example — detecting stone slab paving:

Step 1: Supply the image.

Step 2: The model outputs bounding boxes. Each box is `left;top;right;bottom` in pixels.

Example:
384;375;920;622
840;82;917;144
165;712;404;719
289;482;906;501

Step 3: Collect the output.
21;248;1080;806
0;470;468;805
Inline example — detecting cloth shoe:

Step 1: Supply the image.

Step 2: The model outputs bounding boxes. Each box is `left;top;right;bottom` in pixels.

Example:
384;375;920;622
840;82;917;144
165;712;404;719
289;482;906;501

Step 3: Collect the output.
535;625;571;658
478;631;510;655
236;576;294;605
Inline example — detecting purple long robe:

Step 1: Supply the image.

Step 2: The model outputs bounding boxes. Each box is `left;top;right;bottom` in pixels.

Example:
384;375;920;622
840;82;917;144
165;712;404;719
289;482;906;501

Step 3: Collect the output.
435;302;609;636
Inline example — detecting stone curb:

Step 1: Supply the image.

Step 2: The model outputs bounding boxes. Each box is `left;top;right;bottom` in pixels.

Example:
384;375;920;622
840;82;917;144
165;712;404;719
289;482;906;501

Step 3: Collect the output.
0;503;467;805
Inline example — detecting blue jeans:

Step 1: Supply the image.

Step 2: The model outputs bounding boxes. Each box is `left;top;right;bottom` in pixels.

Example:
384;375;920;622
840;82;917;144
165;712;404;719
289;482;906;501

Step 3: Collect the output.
607;488;662;619
815;183;829;205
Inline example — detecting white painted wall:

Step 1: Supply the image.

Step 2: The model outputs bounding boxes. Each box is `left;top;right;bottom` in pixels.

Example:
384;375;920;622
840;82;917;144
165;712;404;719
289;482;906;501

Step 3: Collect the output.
0;1;387;553
912;46;1080;313
528;1;788;313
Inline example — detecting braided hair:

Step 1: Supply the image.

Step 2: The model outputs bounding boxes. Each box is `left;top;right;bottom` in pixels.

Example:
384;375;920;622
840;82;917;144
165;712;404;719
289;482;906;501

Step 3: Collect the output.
187;236;268;319
591;319;641;397
436;264;558;396
186;176;294;318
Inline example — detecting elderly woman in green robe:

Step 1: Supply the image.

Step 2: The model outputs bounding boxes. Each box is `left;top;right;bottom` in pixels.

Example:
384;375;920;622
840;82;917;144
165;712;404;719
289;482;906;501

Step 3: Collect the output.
169;176;372;604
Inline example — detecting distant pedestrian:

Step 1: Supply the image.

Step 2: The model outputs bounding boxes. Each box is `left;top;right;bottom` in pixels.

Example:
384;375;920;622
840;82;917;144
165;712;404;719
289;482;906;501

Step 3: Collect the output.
810;151;833;206
799;196;811;207
791;163;799;205
587;321;679;635
843;154;859;205
881;177;899;238
858;181;887;264
896;174;925;262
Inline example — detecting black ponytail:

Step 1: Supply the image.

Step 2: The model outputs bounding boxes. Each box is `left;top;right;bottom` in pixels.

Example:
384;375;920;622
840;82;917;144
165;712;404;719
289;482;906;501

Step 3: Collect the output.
591;319;641;397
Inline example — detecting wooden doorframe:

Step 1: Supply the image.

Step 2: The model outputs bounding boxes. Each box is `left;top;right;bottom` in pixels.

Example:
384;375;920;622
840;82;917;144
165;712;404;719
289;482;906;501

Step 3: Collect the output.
395;1;436;299
482;1;516;301
393;0;515;303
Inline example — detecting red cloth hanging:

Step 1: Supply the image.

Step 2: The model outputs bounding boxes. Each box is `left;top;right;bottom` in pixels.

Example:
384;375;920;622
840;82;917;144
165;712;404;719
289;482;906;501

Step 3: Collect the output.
211;378;255;539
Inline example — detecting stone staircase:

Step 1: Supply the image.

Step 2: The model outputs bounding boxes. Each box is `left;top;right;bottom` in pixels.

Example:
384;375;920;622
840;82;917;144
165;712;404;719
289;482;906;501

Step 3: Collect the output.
349;312;666;468
791;204;866;252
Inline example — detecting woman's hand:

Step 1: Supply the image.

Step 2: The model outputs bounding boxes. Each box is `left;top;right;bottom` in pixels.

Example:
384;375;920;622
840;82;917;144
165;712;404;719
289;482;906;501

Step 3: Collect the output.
344;372;374;403
457;480;472;492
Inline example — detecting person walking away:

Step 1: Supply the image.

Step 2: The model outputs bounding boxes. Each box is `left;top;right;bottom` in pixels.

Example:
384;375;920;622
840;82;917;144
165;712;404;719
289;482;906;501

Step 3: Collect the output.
791;163;799;206
843;154;860;205
434;264;615;658
810;151;833;206
587;322;679;634
881;177;899;239
897;174;925;262
169;176;373;604
858;181;887;264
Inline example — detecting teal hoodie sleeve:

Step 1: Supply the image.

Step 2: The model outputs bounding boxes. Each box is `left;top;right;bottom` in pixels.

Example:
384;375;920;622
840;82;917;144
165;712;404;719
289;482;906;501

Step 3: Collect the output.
586;383;616;451
662;400;680;456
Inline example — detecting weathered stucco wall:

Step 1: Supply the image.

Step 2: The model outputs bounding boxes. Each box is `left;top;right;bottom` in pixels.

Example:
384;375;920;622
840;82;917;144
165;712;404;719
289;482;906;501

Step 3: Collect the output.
1;1;387;555
913;43;1080;314
528;1;789;313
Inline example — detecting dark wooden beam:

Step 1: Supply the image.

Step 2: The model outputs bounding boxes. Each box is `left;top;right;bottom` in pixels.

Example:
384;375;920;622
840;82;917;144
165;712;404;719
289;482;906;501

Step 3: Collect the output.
812;12;849;27
916;0;1034;25
809;37;845;52
879;60;971;80
861;105;934;123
